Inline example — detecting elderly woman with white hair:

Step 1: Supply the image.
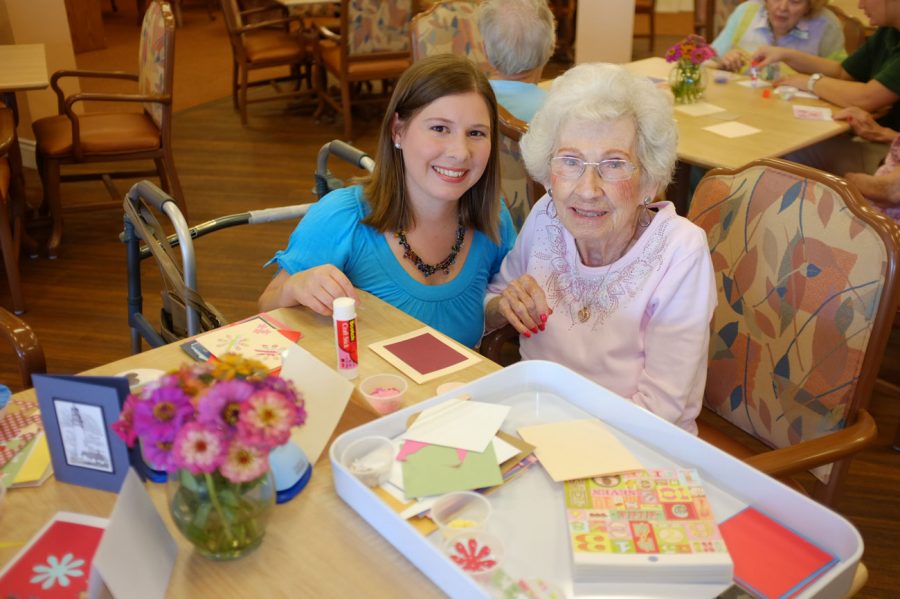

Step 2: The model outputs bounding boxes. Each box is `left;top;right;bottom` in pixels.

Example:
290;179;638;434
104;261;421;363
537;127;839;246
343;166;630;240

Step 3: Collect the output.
483;63;716;434
477;0;556;122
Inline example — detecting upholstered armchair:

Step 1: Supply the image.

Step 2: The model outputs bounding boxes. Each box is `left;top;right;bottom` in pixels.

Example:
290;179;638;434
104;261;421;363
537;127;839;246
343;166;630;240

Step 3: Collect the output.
496;104;542;230
32;0;183;258
314;0;413;141
410;0;490;74
689;158;899;506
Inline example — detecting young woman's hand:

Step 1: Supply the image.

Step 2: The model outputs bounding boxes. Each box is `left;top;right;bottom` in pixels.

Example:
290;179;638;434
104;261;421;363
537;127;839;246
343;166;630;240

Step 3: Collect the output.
259;265;357;315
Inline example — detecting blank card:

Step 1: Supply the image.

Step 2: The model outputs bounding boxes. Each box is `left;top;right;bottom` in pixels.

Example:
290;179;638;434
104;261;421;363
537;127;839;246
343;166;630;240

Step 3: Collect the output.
369;327;481;384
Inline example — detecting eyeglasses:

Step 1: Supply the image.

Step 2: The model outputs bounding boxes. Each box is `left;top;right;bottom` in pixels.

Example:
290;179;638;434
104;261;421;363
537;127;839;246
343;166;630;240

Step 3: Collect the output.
550;156;637;181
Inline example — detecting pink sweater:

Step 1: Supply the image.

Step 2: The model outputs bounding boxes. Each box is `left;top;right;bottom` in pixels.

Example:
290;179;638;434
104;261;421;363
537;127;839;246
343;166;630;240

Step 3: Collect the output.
486;197;716;434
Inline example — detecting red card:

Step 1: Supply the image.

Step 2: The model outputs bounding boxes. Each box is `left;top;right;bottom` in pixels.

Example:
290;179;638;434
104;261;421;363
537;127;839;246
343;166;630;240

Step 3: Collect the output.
719;507;838;598
383;332;468;375
0;513;106;598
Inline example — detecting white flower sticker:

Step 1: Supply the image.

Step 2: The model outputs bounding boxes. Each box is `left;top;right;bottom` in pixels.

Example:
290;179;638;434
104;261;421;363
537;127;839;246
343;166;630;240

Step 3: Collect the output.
29;552;85;590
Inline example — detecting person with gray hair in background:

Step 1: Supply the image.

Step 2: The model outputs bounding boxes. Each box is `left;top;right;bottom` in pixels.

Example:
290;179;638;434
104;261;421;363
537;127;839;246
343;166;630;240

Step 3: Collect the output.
477;0;556;122
483;63;716;434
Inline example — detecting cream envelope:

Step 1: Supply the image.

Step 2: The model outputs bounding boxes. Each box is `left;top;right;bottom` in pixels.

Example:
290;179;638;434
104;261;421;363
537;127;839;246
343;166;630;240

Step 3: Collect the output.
402;398;510;452
703;121;761;138
517;419;643;482
280;344;354;465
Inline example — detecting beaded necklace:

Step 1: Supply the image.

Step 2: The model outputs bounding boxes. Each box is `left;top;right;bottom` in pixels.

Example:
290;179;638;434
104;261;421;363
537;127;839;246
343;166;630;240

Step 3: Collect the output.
395;220;466;278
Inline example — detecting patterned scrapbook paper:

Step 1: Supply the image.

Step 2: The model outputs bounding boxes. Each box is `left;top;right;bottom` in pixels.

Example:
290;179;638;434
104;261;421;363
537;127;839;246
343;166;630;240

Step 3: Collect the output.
564;469;732;584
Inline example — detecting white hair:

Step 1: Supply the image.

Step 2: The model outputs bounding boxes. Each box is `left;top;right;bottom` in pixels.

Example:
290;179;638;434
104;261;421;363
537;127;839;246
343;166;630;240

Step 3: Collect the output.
521;63;677;192
477;0;556;76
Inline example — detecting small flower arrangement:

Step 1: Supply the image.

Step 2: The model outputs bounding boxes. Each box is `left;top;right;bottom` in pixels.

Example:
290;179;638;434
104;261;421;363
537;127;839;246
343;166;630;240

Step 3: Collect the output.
113;354;306;559
665;34;716;104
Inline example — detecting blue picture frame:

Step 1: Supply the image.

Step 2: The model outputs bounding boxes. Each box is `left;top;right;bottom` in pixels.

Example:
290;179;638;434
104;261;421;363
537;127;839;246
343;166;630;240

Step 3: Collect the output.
33;374;133;493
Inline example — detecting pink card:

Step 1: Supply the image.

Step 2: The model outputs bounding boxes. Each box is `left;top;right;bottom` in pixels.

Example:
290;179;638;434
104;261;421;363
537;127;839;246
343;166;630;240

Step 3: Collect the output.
0;512;107;598
719;507;838;598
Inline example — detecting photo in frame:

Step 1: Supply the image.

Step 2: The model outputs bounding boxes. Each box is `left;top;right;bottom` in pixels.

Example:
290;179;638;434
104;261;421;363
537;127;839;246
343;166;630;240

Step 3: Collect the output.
32;374;134;493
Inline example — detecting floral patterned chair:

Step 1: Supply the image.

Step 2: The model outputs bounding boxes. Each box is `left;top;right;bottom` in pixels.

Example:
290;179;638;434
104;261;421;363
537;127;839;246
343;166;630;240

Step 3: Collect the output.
32;0;183;258
497;104;542;231
689;158;899;506
314;0;413;141
410;0;490;75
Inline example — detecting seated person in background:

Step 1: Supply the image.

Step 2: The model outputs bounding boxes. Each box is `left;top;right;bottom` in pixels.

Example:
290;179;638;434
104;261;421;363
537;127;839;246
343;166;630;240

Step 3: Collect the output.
712;0;845;73
838;106;900;220
259;55;516;348
477;0;556;122
483;64;716;435
751;0;900;174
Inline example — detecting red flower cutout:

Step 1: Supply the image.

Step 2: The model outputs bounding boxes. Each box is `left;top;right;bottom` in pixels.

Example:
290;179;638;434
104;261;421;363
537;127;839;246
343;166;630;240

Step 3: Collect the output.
448;538;497;572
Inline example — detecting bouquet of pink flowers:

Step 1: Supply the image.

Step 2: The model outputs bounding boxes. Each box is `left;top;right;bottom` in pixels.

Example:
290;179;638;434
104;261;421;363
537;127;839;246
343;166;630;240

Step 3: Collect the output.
664;35;716;104
113;354;306;559
113;353;306;482
664;34;716;66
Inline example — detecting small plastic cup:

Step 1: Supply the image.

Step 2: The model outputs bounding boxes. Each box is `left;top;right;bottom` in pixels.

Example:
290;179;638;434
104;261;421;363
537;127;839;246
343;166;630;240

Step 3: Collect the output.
443;530;504;582
359;373;408;415
431;491;492;539
340;436;394;487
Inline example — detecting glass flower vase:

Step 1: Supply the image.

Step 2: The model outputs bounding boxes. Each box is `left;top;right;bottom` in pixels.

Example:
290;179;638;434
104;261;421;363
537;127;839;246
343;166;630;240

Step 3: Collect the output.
669;60;707;104
167;468;275;560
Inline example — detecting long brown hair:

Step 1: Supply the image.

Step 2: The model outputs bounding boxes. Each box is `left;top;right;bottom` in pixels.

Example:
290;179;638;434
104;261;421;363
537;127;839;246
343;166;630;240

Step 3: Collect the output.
362;54;502;243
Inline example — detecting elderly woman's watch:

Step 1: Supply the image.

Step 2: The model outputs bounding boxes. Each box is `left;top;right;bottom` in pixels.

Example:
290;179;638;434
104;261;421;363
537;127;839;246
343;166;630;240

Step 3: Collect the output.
807;73;824;94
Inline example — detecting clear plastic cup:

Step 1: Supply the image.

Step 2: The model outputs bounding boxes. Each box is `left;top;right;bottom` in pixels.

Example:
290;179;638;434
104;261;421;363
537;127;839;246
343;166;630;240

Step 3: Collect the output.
340;436;394;487
431;491;492;539
358;373;408;415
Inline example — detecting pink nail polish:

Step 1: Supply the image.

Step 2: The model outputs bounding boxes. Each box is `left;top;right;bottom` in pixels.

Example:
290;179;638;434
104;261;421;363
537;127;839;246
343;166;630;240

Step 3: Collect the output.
540;313;548;323
531;327;539;334
523;331;531;338
538;323;545;331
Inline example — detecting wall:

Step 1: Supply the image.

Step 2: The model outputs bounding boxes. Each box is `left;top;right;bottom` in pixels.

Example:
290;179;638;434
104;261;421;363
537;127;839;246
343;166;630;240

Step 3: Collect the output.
0;0;78;165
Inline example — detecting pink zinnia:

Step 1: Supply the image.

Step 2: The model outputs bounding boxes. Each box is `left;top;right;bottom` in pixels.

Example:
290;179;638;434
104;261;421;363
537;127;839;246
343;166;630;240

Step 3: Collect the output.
220;440;269;483
237;390;296;449
171;422;226;474
133;385;193;439
142;433;177;472
197;380;255;430
112;393;140;446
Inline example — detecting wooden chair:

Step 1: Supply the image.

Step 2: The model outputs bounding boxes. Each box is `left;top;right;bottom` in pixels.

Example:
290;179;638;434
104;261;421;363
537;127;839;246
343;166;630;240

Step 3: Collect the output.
0;104;25;315
694;0;742;40
830;4;874;55
410;0;490;74
32;0;184;259
314;0;413;141
634;0;656;52
688;158;899;506
496;104;542;230
0;307;45;390
547;0;575;62
220;0;314;125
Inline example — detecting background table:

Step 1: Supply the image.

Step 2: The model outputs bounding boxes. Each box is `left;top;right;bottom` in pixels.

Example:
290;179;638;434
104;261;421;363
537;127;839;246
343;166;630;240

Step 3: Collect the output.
1;293;500;597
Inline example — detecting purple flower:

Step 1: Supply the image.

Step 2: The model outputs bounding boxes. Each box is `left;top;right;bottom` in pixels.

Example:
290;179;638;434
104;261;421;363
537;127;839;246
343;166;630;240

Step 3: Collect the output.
142;431;177;471
197;379;255;429
133;385;194;439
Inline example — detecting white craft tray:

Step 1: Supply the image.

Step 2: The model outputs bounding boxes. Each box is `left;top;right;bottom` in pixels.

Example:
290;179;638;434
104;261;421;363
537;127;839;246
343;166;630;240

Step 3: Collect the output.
330;361;862;598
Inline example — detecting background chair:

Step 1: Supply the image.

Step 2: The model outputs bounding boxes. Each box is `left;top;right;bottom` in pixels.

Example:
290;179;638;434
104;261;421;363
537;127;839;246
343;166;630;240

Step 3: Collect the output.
315;0;413;141
410;0;490;74
0;104;25;314
220;0;314;125
0;307;45;390
694;0;742;40
688;158;899;506
633;0;656;52
32;0;184;258
496;104;543;230
547;0;576;62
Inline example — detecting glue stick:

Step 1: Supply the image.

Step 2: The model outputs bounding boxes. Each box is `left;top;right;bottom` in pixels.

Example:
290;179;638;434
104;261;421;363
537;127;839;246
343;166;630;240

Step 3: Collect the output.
332;297;359;379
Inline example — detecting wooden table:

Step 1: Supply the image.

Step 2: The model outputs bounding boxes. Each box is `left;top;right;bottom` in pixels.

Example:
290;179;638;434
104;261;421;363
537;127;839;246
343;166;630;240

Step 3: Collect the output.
1;293;501;597
621;57;850;214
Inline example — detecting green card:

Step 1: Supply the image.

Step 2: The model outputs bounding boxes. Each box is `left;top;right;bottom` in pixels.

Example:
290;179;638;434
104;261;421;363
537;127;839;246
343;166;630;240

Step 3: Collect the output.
401;443;503;499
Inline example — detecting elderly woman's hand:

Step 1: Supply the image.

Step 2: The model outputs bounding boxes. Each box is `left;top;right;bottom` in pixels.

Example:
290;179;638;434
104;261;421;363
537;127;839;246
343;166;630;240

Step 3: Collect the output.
494;275;551;337
834;107;898;143
716;48;748;73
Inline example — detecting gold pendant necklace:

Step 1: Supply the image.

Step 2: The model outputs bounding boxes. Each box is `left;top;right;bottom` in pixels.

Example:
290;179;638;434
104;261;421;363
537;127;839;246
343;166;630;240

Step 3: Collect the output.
578;305;591;323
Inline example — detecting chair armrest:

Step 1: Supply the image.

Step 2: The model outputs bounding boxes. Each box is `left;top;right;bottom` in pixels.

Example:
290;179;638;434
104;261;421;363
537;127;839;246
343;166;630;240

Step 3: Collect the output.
0;308;46;390
0;106;14;155
318;25;341;42
49;70;139;113
236;14;305;34
239;2;288;18
479;324;518;363
744;409;878;477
